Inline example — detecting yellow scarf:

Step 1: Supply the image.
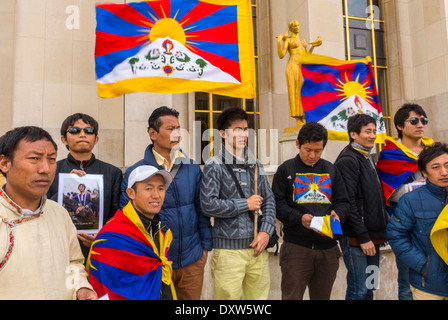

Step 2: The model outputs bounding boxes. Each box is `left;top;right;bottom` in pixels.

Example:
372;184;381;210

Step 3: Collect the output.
122;202;174;288
431;204;448;266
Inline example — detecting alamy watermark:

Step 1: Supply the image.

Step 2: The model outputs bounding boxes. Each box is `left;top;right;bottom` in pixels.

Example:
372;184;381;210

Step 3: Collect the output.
65;5;80;30
175;125;280;171
366;5;381;30
366;265;380;290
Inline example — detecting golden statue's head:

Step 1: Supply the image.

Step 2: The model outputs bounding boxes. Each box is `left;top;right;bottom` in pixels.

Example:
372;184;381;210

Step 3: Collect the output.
288;20;300;33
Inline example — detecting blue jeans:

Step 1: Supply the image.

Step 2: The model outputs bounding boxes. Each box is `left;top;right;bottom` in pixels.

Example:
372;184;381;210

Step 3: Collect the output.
339;236;380;300
396;258;413;300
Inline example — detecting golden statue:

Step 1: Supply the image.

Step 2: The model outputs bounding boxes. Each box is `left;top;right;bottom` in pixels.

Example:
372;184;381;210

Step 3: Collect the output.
277;20;322;130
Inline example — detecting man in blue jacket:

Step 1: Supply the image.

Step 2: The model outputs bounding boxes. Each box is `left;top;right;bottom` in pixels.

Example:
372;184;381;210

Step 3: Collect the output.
120;106;212;300
387;142;448;300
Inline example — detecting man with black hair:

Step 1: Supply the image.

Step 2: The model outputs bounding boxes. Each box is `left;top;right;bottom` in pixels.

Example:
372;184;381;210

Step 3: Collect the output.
272;121;349;300
120;106;212;300
387;142;448;300
377;103;434;300
200;107;276;300
47;113;123;259
378;103;433;211
0;126;96;299
89;165;176;300
335;113;389;300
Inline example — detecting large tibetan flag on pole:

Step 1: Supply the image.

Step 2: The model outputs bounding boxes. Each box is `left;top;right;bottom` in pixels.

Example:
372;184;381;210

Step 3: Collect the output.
95;0;256;99
300;53;386;143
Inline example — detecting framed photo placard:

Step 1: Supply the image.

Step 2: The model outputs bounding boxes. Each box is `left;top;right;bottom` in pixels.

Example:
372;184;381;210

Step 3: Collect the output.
58;173;104;234
409;181;426;192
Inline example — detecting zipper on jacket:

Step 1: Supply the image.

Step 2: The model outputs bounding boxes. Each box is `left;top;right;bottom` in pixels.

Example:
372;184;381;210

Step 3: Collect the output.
171;177;183;267
422;254;431;287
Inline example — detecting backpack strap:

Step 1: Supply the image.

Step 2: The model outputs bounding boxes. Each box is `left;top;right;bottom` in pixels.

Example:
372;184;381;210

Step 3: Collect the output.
221;153;246;199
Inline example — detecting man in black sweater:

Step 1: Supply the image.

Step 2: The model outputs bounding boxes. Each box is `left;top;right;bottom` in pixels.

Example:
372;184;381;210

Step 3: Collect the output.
272;121;350;300
47;113;123;259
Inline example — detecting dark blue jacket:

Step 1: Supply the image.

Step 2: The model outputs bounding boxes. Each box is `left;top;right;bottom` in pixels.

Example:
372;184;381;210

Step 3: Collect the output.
120;145;212;269
387;181;448;297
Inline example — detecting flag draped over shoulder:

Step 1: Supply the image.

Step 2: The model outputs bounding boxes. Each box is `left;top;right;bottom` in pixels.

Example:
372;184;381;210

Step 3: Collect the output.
377;136;434;209
87;202;175;300
300;53;386;143
95;0;255;99
431;205;448;266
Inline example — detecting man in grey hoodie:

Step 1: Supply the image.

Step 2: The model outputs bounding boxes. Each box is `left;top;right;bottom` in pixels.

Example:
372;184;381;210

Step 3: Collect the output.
200;107;276;300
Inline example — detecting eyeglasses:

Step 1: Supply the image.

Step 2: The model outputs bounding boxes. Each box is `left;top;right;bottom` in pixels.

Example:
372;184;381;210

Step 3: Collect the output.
405;117;429;126
67;127;95;135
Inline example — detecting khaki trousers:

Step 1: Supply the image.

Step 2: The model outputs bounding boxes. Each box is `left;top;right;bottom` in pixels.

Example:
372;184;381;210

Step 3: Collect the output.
410;286;448;300
211;248;270;300
171;253;207;300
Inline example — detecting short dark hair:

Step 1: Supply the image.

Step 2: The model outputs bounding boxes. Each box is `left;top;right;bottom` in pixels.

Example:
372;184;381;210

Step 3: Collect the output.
147;106;179;132
347;114;376;142
0;126;58;175
60;113;99;149
61;113;99;138
297;121;328;147
394;103;427;139
217;107;248;131
418;142;448;173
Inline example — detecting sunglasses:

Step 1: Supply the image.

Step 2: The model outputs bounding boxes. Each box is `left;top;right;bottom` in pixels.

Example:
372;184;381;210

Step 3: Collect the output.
405;117;429;126
67;127;95;135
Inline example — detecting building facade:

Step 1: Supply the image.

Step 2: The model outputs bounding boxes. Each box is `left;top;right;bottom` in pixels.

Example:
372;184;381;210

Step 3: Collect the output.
1;0;448;168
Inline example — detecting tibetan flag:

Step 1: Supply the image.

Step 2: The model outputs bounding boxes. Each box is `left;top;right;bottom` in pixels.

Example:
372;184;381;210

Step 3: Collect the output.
293;173;332;204
431;205;448;266
300;53;386;143
95;0;256;99
310;215;342;239
87;202;176;300
377;136;434;210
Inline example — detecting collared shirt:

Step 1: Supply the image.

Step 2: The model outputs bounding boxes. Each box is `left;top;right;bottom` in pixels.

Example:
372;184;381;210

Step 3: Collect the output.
152;148;185;172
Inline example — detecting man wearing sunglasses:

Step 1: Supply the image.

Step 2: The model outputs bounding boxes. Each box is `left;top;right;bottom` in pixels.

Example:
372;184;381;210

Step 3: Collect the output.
47;113;123;260
377;103;434;300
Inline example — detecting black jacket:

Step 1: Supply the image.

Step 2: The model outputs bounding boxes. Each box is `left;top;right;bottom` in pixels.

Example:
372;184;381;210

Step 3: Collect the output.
334;144;388;244
272;154;350;249
48;153;123;224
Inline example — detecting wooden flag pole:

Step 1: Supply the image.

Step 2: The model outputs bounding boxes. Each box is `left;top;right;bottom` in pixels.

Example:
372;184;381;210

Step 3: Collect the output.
254;131;258;240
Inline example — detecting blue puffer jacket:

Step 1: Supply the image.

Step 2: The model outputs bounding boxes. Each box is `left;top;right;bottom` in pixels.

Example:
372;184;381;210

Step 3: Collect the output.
387;181;448;297
120;145;212;269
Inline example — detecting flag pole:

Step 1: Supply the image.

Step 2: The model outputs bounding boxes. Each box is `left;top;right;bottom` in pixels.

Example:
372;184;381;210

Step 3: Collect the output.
252;97;260;240
253;129;258;240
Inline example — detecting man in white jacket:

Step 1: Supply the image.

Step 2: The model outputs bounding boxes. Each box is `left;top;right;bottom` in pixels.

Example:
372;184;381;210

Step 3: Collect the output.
0;126;96;300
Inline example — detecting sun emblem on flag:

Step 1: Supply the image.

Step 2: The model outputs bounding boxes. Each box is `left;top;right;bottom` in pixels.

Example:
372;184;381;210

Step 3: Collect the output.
334;72;376;106
293;174;332;204
142;8;198;50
